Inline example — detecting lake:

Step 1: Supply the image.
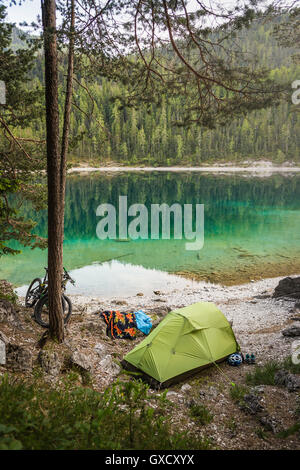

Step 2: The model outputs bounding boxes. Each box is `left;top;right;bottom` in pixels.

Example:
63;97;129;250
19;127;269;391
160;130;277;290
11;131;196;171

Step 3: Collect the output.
1;171;300;297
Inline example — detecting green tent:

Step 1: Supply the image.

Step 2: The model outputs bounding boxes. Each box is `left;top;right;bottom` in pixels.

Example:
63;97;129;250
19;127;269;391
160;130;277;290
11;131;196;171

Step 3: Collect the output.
123;302;239;388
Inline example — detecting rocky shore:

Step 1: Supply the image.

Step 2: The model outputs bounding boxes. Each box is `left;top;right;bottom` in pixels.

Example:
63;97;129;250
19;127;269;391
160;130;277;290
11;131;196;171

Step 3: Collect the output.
1;275;300;450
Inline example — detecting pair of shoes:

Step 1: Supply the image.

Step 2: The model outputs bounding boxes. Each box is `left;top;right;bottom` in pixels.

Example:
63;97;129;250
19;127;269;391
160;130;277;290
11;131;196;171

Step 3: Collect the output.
245;353;256;364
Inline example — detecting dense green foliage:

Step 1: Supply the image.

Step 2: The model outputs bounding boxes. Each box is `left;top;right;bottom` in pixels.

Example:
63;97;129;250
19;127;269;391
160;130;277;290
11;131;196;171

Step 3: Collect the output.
18;16;300;165
0;5;46;256
0;374;211;450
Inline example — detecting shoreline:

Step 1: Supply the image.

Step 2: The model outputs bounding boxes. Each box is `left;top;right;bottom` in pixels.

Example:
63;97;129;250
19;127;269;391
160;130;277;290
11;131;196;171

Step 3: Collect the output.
68;165;300;174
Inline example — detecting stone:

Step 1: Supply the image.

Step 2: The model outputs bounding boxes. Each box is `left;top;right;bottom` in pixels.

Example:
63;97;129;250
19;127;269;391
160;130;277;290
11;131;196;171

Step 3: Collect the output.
38;350;61;376
181;383;192;393
0;330;8;344
241;393;264;415
99;354;121;377
274;370;300;392
252;385;265;394
94;342;107;357
166;391;178;400
273;276;300;299
259;414;280;434
0;339;6;365
136;293;144;296
70;350;93;373
0;299;19;325
6;344;32;372
282;325;300;337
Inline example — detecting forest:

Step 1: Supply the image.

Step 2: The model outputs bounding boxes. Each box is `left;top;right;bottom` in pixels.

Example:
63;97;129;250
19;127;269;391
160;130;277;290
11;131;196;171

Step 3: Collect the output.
15;16;300;166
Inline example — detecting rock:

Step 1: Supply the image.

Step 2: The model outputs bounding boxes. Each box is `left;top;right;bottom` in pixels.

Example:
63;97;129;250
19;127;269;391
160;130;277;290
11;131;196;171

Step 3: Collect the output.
99;354;120;377
241;393;264;415
94;342;107;357
150;306;171;317
70;350;93;373
252;385;265;394
0;339;6;365
282;325;300;337
166;391;178;400
0;299;19;325
38;350;61;376
181;383;192;393
259;414;281;434
274;370;300;392
114;300;128;306
0;330;8;344
273;276;300;299
136;293;144;296
253;294;270;299
6;344;32;372
86;321;106;336
207;386;219;399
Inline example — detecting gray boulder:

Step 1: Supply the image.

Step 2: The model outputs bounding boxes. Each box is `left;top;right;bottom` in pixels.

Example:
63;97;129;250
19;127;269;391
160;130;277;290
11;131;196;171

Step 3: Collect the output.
99;354;121;377
240;393;264;415
282;325;300;337
0;299;19;326
70;350;93;373
273;276;300;299
275;370;300;392
38;350;62;376
6;343;32;372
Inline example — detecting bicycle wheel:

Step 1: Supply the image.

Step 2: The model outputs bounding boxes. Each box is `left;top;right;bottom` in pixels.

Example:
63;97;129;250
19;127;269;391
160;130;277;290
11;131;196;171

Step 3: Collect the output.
25;278;42;308
34;294;72;328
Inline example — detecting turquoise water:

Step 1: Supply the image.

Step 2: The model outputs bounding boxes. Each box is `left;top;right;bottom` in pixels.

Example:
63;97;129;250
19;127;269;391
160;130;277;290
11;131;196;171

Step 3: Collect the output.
2;171;300;296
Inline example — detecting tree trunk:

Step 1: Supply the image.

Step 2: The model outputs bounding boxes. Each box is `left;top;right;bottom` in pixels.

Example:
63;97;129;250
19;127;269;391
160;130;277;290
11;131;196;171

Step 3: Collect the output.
41;0;64;342
60;0;75;246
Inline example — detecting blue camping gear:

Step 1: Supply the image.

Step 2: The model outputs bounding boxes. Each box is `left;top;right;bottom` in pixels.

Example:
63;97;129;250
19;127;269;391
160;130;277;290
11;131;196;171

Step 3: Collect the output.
134;310;152;335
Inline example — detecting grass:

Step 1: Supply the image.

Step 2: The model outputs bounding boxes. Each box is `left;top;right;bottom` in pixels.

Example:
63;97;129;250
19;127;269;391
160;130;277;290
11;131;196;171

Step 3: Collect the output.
0;374;211;450
245;357;300;387
229;384;249;403
189;403;213;426
276;423;300;439
245;360;281;386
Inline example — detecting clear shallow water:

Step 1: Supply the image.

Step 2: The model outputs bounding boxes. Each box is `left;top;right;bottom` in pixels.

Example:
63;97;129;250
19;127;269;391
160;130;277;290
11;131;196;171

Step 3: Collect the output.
2;171;300;296
15;260;201;298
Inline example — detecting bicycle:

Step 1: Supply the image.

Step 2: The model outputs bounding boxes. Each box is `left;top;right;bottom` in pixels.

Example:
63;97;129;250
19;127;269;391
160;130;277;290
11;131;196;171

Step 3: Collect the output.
25;267;75;328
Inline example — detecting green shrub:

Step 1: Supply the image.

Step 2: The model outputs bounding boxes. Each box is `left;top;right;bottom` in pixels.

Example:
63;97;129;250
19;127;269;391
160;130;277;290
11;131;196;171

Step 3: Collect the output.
189;403;213;426
245;361;281;386
229;384;249;403
0;375;211;450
